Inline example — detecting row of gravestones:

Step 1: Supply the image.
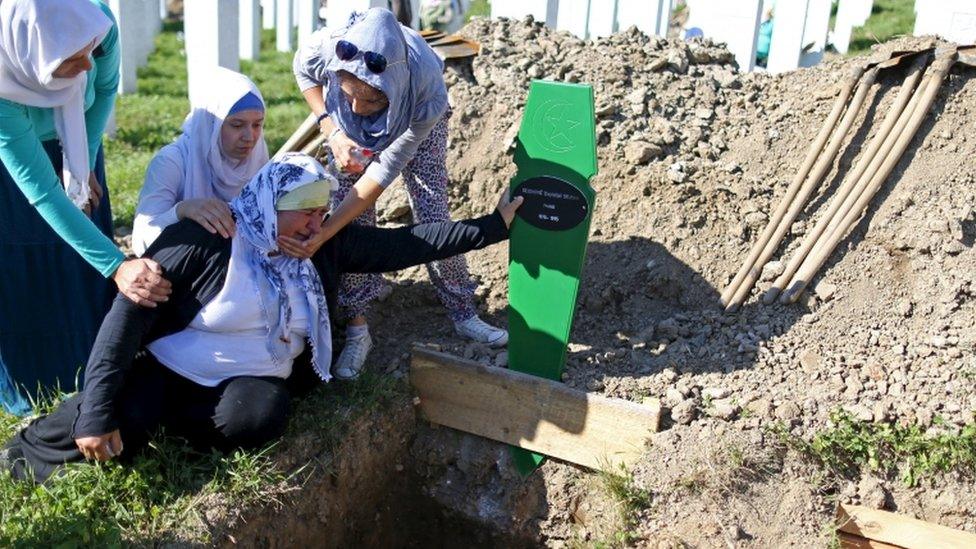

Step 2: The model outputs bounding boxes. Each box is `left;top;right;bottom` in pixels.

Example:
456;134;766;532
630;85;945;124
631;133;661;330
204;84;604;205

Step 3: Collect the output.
490;0;976;75
488;0;838;73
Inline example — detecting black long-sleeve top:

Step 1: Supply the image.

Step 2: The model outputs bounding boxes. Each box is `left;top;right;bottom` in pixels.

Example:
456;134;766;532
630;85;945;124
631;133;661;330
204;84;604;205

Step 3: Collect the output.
73;212;509;438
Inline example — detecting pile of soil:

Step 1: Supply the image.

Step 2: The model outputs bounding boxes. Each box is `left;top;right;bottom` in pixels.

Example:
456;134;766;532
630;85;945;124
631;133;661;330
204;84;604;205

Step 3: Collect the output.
365;15;976;546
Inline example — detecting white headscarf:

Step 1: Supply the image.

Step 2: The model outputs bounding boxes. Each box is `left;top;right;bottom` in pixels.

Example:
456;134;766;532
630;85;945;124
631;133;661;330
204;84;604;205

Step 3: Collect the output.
0;0;112;208
175;67;270;202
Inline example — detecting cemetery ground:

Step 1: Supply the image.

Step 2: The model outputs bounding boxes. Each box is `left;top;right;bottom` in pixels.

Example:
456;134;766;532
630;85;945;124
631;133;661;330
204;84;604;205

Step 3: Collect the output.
5;13;976;548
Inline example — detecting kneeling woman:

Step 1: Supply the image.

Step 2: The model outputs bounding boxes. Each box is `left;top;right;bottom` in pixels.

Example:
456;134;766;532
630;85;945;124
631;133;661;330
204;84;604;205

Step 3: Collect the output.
2;153;521;482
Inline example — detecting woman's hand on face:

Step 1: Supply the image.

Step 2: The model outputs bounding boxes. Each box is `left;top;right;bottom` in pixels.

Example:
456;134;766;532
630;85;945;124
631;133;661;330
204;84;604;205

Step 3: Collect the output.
277;224;335;260
496;191;525;229
328;130;366;175
75;430;123;461
177;198;236;239
113;258;172;308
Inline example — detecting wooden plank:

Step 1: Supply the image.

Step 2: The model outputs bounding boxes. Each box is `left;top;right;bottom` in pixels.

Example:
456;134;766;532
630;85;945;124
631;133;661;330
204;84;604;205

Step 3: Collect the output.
421;30;447;42
838;532;904;549
428;35;464;47
409;348;660;471
432;42;480;61
838;505;976;549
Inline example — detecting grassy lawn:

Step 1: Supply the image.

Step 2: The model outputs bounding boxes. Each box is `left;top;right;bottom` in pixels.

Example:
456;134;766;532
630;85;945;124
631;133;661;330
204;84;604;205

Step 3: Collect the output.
105;22;308;229
839;0;916;56
0;21;398;547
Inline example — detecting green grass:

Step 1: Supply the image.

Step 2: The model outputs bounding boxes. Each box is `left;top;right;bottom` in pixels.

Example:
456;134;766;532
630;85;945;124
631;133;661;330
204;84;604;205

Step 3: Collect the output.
0;372;402;546
594;464;652;547
775;410;976;487
833;0;916;56
465;0;491;23
104;22;307;228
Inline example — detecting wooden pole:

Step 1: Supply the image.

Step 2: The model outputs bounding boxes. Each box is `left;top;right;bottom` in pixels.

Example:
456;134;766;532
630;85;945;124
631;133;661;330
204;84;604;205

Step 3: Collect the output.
781;52;957;303
725;65;877;311
764;56;928;303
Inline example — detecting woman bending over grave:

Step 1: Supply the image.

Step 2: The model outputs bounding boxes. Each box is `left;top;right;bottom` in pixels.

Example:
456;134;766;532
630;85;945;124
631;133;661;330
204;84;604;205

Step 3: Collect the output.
131;68;270;255
291;7;507;381
0;0;171;415
0;153;522;483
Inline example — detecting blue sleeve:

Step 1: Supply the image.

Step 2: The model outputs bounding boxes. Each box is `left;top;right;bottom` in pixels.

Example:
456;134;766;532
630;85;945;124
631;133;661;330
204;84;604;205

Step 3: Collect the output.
0;100;125;277
86;2;121;166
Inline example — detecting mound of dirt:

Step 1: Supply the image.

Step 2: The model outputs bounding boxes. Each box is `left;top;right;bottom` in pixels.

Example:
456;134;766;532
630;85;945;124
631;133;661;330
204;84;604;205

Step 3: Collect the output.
367;16;976;546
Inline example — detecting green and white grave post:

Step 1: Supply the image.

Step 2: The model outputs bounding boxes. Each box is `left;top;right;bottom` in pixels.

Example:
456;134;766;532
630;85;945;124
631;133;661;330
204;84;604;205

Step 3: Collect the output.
508;80;598;475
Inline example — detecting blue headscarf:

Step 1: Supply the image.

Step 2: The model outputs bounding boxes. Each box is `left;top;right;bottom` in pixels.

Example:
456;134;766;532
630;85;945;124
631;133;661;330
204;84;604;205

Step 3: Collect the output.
324;8;443;151
230;153;337;382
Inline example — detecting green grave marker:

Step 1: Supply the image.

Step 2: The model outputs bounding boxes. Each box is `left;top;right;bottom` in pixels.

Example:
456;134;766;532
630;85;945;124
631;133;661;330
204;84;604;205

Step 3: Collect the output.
508;80;597;474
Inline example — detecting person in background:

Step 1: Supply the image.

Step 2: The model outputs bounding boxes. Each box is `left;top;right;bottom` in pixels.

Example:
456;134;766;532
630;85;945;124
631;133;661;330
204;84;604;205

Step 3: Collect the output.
419;0;463;32
0;152;521;483
756;6;774;67
291;8;507;381
131;68;269;255
0;0;171;414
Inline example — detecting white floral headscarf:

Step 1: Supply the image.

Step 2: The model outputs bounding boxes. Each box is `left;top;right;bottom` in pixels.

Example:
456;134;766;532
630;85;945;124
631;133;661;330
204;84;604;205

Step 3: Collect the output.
230;153;337;381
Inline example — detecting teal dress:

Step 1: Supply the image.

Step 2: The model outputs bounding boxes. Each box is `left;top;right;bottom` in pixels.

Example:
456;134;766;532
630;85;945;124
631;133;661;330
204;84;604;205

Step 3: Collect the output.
0;1;124;414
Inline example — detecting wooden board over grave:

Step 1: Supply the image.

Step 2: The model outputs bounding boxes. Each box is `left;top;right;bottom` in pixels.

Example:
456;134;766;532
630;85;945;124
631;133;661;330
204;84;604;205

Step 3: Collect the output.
410;348;660;471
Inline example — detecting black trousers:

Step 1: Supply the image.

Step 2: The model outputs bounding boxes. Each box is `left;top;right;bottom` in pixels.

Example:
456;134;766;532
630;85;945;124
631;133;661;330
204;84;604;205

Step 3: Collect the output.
4;354;293;483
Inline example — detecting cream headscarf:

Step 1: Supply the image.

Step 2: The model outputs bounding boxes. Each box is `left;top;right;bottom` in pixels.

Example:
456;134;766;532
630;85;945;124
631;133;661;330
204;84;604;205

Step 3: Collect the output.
175;67;270;202
0;0;112;208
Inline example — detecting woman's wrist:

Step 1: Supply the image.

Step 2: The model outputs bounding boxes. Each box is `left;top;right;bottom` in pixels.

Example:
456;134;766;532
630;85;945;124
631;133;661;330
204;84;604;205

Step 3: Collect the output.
326;126;341;144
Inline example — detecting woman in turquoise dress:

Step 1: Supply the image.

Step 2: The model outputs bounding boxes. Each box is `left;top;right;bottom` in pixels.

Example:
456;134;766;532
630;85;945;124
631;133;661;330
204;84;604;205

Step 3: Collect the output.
0;0;171;413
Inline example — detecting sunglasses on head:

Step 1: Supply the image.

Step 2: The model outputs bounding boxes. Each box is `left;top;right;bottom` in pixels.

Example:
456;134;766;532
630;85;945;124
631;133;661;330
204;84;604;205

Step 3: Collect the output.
335;40;402;74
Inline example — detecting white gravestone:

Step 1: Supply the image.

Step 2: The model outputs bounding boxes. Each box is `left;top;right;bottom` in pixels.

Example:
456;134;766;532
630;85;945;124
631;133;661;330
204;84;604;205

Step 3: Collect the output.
656;0;673;38
109;0;161;94
766;0;809;74
800;0;832;67
833;0;873;55
185;0;240;103
915;0;976;45
240;0;261;60
586;0;617;38
490;0;557;27
262;0;277;29
615;0;668;38
295;0;319;47
685;0;764;72
276;0;294;51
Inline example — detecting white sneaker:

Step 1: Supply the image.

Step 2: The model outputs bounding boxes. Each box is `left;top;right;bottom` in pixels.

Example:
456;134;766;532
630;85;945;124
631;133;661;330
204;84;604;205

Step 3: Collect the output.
332;332;373;380
454;316;508;347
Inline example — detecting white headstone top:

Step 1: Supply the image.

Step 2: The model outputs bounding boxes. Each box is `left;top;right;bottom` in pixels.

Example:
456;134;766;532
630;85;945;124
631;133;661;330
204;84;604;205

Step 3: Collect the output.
915;0;976;45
